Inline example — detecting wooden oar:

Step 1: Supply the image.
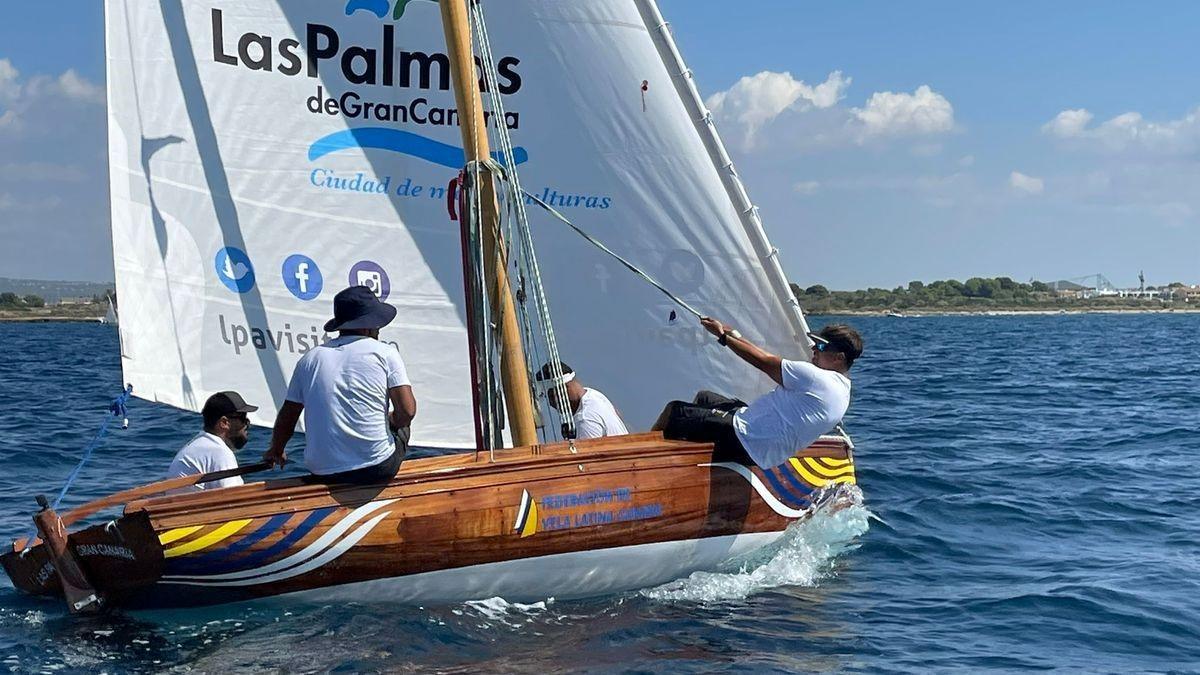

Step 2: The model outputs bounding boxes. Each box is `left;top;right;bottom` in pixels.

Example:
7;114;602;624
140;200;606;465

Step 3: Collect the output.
11;461;276;552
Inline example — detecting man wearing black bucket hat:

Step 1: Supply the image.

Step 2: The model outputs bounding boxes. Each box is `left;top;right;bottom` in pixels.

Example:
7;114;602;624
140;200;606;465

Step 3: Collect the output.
264;285;417;484
166;391;258;492
652;319;861;469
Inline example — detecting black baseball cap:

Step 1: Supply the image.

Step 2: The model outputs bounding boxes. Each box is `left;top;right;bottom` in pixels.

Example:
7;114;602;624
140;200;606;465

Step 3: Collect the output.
202;391;258;420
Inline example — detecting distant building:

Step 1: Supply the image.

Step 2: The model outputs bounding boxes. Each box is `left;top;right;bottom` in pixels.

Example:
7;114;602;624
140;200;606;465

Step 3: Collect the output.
1171;285;1200;303
1115;288;1163;300
57;297;93;306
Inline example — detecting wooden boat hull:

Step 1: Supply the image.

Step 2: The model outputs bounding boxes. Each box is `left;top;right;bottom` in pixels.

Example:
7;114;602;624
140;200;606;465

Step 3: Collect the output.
3;433;857;610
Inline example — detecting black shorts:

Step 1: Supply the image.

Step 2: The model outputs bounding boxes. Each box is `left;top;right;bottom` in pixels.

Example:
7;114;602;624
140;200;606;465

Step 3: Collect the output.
658;391;755;465
303;427;409;486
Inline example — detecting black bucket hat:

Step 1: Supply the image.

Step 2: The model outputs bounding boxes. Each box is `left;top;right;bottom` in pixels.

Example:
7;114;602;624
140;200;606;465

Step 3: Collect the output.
324;285;398;332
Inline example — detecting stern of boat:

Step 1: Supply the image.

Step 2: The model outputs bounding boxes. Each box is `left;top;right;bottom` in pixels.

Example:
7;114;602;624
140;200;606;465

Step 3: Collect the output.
2;510;165;610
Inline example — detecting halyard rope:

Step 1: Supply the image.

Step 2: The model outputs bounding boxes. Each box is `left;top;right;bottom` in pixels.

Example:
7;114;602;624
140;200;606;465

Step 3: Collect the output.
21;385;133;552
470;2;574;440
522;191;705;320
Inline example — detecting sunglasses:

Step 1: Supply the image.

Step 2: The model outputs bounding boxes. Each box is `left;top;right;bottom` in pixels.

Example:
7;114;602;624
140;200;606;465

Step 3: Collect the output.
226;413;250;425
811;340;843;357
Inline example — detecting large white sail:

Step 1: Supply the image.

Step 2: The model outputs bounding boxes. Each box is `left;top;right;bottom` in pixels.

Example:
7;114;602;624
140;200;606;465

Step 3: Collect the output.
105;0;807;448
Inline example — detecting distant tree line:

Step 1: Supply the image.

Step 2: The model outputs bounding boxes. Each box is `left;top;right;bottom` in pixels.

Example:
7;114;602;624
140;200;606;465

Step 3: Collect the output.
0;292;45;309
790;277;1186;312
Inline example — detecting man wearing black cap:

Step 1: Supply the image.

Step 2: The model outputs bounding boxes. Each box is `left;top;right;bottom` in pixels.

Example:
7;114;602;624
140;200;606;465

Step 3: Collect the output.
652;319;862;469
264;285;416;484
166;391;258;492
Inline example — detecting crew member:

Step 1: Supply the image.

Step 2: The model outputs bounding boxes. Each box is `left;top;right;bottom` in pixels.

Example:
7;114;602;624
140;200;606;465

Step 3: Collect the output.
264;285;416;484
536;361;629;439
166;391;258;491
652;319;861;468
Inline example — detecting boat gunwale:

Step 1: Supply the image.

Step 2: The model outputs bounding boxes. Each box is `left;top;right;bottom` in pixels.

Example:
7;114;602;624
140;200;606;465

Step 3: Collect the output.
127;434;850;524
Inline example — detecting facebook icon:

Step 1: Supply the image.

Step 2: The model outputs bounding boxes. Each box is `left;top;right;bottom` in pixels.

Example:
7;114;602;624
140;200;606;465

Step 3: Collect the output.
282;254;323;301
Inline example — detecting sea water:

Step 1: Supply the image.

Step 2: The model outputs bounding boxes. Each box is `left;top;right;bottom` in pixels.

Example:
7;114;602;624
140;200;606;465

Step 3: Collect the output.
1;315;1198;672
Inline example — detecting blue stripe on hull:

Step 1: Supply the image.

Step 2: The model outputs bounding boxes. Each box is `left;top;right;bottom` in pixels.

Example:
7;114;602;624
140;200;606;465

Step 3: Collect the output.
761;468;811;510
167;513;292;574
169;507;335;576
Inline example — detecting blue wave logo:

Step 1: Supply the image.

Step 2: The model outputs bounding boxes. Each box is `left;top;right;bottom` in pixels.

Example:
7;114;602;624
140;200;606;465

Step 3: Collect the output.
308;128;528;168
345;0;436;20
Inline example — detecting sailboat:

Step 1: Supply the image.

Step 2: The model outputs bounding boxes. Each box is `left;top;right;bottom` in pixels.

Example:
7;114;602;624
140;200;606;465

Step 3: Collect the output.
2;0;859;612
101;294;119;326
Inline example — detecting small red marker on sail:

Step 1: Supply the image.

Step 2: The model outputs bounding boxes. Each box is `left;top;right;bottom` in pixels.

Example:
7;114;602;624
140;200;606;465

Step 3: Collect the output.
641;80;649;112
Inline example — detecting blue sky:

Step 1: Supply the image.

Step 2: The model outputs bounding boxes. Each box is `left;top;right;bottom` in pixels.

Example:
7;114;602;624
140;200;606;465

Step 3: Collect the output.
2;1;1198;288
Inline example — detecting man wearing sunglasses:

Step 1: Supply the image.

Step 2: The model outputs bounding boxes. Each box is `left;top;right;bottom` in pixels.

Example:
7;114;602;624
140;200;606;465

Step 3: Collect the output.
653;319;861;469
166;391;258;492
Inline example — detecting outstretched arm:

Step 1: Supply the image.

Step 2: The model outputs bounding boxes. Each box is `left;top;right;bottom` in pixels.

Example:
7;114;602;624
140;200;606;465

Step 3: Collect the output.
700;317;784;385
263;401;303;468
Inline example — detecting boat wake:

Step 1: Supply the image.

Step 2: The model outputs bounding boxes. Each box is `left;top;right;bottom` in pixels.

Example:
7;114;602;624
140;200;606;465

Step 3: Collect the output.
457;596;556;627
642;487;871;604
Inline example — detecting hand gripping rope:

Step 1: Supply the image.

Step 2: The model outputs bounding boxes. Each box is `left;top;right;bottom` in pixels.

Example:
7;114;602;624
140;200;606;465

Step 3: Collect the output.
21;385;133;552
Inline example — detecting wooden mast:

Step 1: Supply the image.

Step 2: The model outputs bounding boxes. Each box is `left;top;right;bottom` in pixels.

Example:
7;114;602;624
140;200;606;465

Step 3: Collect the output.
439;0;538;447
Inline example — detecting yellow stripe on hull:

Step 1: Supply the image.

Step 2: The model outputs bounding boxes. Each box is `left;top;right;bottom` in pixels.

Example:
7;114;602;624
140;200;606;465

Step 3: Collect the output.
163;519;253;558
813;456;851;468
790;457;856;487
158;525;203;545
800;457;856;479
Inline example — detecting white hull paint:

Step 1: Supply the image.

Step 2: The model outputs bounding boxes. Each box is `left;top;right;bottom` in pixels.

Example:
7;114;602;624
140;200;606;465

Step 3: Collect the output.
281;531;784;606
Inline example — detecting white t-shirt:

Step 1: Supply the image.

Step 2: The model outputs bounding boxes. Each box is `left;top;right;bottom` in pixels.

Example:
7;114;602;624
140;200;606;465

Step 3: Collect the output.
733;360;851;469
285;335;411;475
573;388;629;439
166;432;243;492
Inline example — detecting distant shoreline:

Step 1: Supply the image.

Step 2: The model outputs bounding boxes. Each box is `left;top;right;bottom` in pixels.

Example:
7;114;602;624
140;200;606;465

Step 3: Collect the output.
0;316;106;323
808;307;1200;317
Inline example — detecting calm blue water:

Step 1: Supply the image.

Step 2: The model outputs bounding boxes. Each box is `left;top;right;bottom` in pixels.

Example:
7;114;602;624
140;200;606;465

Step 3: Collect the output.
1;315;1198;672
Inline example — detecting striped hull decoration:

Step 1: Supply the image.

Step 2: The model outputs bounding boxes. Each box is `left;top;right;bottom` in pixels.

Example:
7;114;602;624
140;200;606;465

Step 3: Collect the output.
153;500;396;587
704;454;856;519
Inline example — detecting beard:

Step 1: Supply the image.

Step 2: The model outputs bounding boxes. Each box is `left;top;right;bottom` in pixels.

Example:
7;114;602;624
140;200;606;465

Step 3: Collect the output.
231;434;249;450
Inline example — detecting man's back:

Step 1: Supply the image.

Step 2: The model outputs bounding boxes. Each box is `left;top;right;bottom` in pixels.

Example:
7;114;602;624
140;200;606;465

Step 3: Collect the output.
733;360;851;468
285;335;409;475
574;388;629;439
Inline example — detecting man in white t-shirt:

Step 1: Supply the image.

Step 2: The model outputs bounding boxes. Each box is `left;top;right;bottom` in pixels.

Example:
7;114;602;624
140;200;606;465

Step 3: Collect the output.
535;361;628;440
652;320;861;469
166;391;258;492
264;285;416;484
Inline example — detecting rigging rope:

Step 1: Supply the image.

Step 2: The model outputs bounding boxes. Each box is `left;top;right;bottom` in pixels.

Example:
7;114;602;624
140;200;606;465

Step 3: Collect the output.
523;190;705;320
468;2;575;441
21;385;133;551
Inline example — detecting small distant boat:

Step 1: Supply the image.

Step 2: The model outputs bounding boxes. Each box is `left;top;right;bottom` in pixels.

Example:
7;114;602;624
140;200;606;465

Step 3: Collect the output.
885;311;905;318
100;295;118;326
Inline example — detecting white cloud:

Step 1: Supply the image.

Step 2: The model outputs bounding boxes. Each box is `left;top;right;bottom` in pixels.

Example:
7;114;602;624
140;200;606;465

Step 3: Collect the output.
851;85;955;140
56;69;104;103
1042;106;1200;154
706;70;850;147
793;180;820;195
0;58;110;280
1009;171;1045;195
708;71;954;151
0;59;19;101
1042;108;1093;138
0;60;104;134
